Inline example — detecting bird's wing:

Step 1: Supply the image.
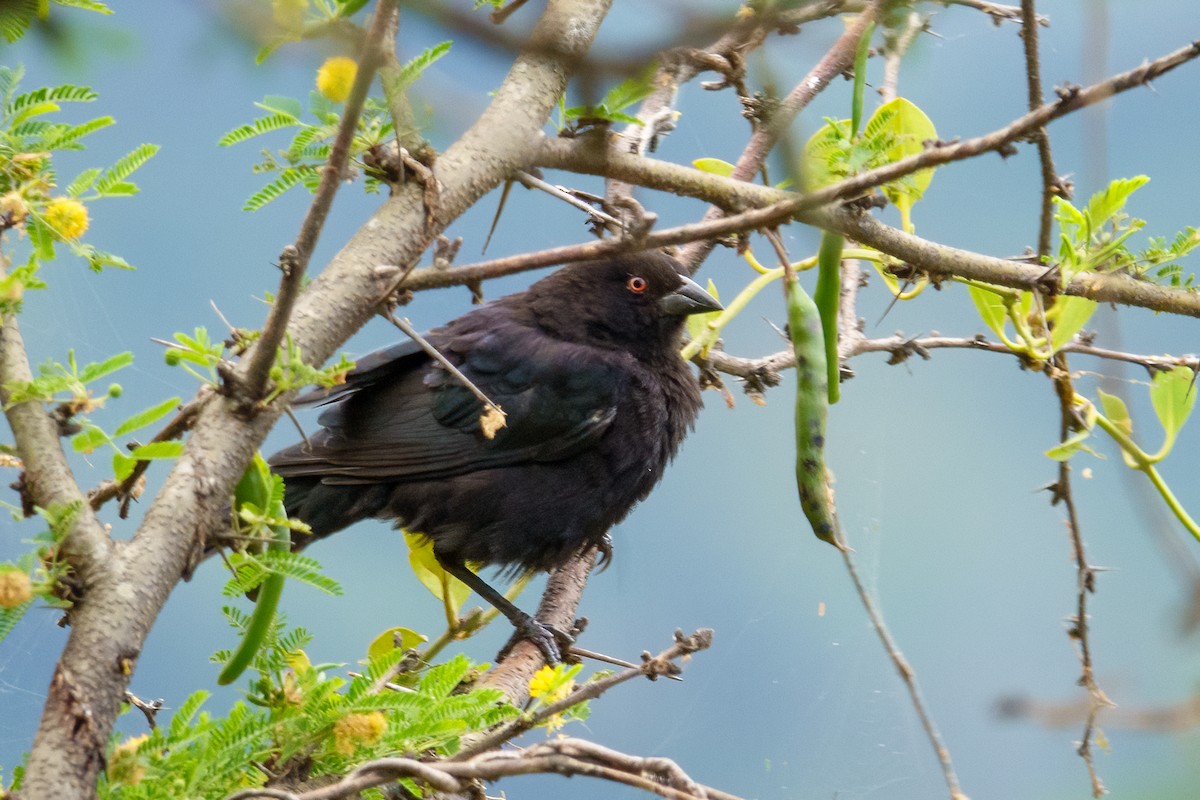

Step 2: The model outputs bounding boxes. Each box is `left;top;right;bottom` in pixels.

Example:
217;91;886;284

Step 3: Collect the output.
269;322;625;483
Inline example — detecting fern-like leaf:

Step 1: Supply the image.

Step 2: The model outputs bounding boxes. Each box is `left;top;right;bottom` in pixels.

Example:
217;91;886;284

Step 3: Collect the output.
95;143;159;194
218;113;303;147
243;168;307;211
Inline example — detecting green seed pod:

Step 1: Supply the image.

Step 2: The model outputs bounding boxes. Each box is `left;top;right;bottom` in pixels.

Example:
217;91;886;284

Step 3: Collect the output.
787;275;845;550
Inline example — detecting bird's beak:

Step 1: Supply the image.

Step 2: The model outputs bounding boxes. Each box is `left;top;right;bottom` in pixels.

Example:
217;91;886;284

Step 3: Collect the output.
659;275;723;316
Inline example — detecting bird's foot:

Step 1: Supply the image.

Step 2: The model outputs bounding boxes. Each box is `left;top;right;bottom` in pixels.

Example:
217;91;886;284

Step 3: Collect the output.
499;615;576;664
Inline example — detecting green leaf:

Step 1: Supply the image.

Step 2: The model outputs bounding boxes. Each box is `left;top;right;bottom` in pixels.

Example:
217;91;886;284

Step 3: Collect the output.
1045;427;1098;461
70;424;110;454
600;70;655;114
800;117;852;192
397;41;452;85
95;143;158;194
129;441;185;460
1096;388;1138;468
692;157;735;178
967;284;1008;340
78;351;132;384
96;181;138;197
1048;296;1097;353
65;167;101;197
1150;365;1197;460
114;396;180;437
1084;175;1149;232
218;113;301;147
112;452;136;481
405;533;472;613
243;168;308;212
52;0;112;13
257;95;304;119
0;1;36;44
869;96;938;215
26;216;55;261
367;626;428;661
9;100;60;128
41;115;113;151
80;247;134;272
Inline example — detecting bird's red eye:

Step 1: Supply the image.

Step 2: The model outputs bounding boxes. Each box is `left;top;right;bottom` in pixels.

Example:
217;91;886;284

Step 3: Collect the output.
627;276;648;294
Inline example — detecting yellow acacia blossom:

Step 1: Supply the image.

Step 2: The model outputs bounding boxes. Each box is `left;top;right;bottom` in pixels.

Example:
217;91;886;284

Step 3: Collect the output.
528;664;560;699
43;197;89;239
316;57;358;103
0;567;32;609
106;734;149;785
332;711;387;755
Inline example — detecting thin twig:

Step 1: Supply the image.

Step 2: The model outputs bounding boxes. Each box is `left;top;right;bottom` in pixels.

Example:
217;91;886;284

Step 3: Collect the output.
941;0;1047;24
1048;353;1113;798
122;690;163;730
540;38;1200;252
457;629;712;761
839;543;968;800
514;169;623;229
880;9;926;103
708;333;1200;387
1020;0;1063;258
381;310;505;423
236;1;397;404
679;0;889;271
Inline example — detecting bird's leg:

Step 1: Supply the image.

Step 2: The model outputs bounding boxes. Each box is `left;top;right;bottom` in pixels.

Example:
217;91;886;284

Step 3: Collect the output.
439;560;573;664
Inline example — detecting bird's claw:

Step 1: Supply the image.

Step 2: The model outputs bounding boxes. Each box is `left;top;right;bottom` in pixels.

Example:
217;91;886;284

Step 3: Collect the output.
499;615;576;664
594;533;614;572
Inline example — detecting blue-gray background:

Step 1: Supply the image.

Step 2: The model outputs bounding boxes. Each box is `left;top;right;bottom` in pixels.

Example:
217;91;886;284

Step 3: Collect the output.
3;2;1200;797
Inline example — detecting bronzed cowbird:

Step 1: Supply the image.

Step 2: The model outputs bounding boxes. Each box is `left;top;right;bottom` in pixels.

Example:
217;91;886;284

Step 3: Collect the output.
269;251;721;660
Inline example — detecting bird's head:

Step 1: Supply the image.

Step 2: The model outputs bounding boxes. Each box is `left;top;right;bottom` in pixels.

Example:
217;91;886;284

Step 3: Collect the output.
526;252;722;361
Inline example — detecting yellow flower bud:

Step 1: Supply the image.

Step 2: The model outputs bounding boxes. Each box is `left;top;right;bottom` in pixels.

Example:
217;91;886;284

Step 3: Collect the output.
0;567;32;609
43;197;89;239
317;56;358;103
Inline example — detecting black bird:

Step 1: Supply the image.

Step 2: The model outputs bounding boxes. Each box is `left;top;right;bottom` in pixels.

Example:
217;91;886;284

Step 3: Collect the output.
269;251;721;660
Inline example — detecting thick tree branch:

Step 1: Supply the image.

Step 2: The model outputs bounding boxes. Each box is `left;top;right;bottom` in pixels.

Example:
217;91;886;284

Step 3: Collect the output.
536;138;1200;318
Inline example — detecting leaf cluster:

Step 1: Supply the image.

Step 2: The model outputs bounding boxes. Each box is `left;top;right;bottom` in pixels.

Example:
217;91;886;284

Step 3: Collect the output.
0;0;111;45
555;72;655;134
0;65;154;290
968;177;1199;364
98;618;518;799
220;40;450;211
